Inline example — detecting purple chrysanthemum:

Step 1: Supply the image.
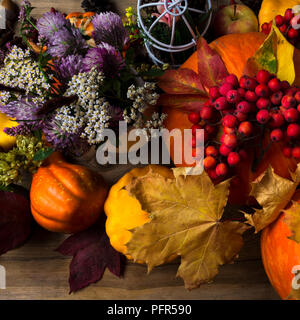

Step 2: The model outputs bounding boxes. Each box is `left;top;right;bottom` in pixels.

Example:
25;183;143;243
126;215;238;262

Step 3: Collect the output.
36;11;69;41
92;12;129;49
57;55;85;80
4;124;34;137
47;27;88;58
0;99;44;124
82;43;124;77
42;118;89;156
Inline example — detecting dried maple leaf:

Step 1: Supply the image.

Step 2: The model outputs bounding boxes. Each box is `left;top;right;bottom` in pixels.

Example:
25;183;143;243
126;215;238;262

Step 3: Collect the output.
0;189;32;256
244;165;300;233
56;215;124;293
125;168;248;290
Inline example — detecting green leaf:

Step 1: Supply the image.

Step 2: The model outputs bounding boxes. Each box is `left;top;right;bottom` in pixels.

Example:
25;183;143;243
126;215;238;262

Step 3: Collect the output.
33;129;42;141
139;69;165;78
33;148;54;161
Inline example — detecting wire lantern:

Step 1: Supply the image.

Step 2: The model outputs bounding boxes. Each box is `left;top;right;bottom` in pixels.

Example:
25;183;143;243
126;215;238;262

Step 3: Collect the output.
137;0;212;66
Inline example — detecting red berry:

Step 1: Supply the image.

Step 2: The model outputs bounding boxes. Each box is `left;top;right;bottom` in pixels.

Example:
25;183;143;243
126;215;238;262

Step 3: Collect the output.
245;90;258;102
219;144;231;156
234;110;248;122
270;91;283;105
224;126;235;134
225;74;239;88
255;84;270;97
288;28;299;39
238;121;253;137
219;83;234;96
282;95;297;108
216;163;228;177
270;129;284;142
200;106;213;120
283;146;293;158
287;123;300;139
269;112;285;128
226;90;240;104
285;87;298;96
275;15;284;26
297;104;300;113
188;111;200;124
209;86;220;99
256;97;271;109
237;88;246;97
292;146;300;159
268;78;281;92
204;156;217;170
261;22;271;34
237;100;251;113
281;81;290;90
240;76;257;90
205;146;218;157
284;108;299;122
279;24;288;34
227;152;240;167
207;169;218;180
222;114;238;128
191;124;202;136
214;97;229;110
284;8;294;23
204;124;216;136
256;109;270;124
256;70;271;84
295;91;300;103
223;134;237;149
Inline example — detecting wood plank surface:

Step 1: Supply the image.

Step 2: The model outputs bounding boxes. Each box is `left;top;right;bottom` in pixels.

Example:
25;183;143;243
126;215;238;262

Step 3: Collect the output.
0;0;280;300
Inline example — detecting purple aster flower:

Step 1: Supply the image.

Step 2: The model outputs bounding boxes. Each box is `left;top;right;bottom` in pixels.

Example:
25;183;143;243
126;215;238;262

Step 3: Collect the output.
37;11;69;41
57;55;85;80
47;27;88;58
4;124;32;137
0;99;44;124
42;118;89;156
92;12;129;49
82;43;125;77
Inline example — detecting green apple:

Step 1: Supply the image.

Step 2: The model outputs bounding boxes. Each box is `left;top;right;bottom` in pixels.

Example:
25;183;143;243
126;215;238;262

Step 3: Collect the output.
214;4;259;37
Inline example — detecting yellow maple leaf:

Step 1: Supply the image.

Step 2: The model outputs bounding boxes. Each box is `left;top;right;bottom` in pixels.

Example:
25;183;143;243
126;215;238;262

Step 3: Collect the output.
244;165;300;233
125;168;249;290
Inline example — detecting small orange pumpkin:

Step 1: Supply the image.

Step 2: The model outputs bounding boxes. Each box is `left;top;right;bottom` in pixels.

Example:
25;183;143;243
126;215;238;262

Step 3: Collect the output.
65;12;95;37
30;152;108;233
261;190;300;300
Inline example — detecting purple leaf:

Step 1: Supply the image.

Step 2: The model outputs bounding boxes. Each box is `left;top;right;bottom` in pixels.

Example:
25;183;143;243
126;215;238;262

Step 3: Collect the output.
56;215;124;293
0;189;32;256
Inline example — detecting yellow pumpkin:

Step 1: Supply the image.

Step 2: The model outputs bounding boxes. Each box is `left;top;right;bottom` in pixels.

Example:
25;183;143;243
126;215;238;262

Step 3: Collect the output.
258;0;300;26
0;112;18;151
104;165;174;258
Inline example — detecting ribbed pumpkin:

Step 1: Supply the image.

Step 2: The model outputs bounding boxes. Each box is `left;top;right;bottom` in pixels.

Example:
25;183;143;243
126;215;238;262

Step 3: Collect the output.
258;0;300;27
65;12;95;37
30;152;108;233
261;190;300;300
104;165;174;258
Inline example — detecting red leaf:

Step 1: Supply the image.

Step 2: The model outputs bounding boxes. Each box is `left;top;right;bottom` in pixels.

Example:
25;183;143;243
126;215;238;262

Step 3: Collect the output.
56;215;124;293
0;189;32;256
197;36;228;88
158;69;206;95
159;93;207;112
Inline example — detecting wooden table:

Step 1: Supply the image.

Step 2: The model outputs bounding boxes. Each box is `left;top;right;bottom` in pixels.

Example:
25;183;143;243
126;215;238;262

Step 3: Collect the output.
0;0;280;300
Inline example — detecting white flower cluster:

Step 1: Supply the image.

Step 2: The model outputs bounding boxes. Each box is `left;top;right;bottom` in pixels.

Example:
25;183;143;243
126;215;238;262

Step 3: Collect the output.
54;67;111;145
0;46;51;103
124;82;166;131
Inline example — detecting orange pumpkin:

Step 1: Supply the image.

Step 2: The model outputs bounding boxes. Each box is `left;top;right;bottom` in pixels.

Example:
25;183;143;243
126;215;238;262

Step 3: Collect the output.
65;12;95;37
163;32;300;204
30;152;108;233
261;190;300;300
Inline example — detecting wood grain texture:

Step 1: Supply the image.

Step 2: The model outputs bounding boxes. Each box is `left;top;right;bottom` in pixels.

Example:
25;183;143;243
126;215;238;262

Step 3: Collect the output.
0;0;280;300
